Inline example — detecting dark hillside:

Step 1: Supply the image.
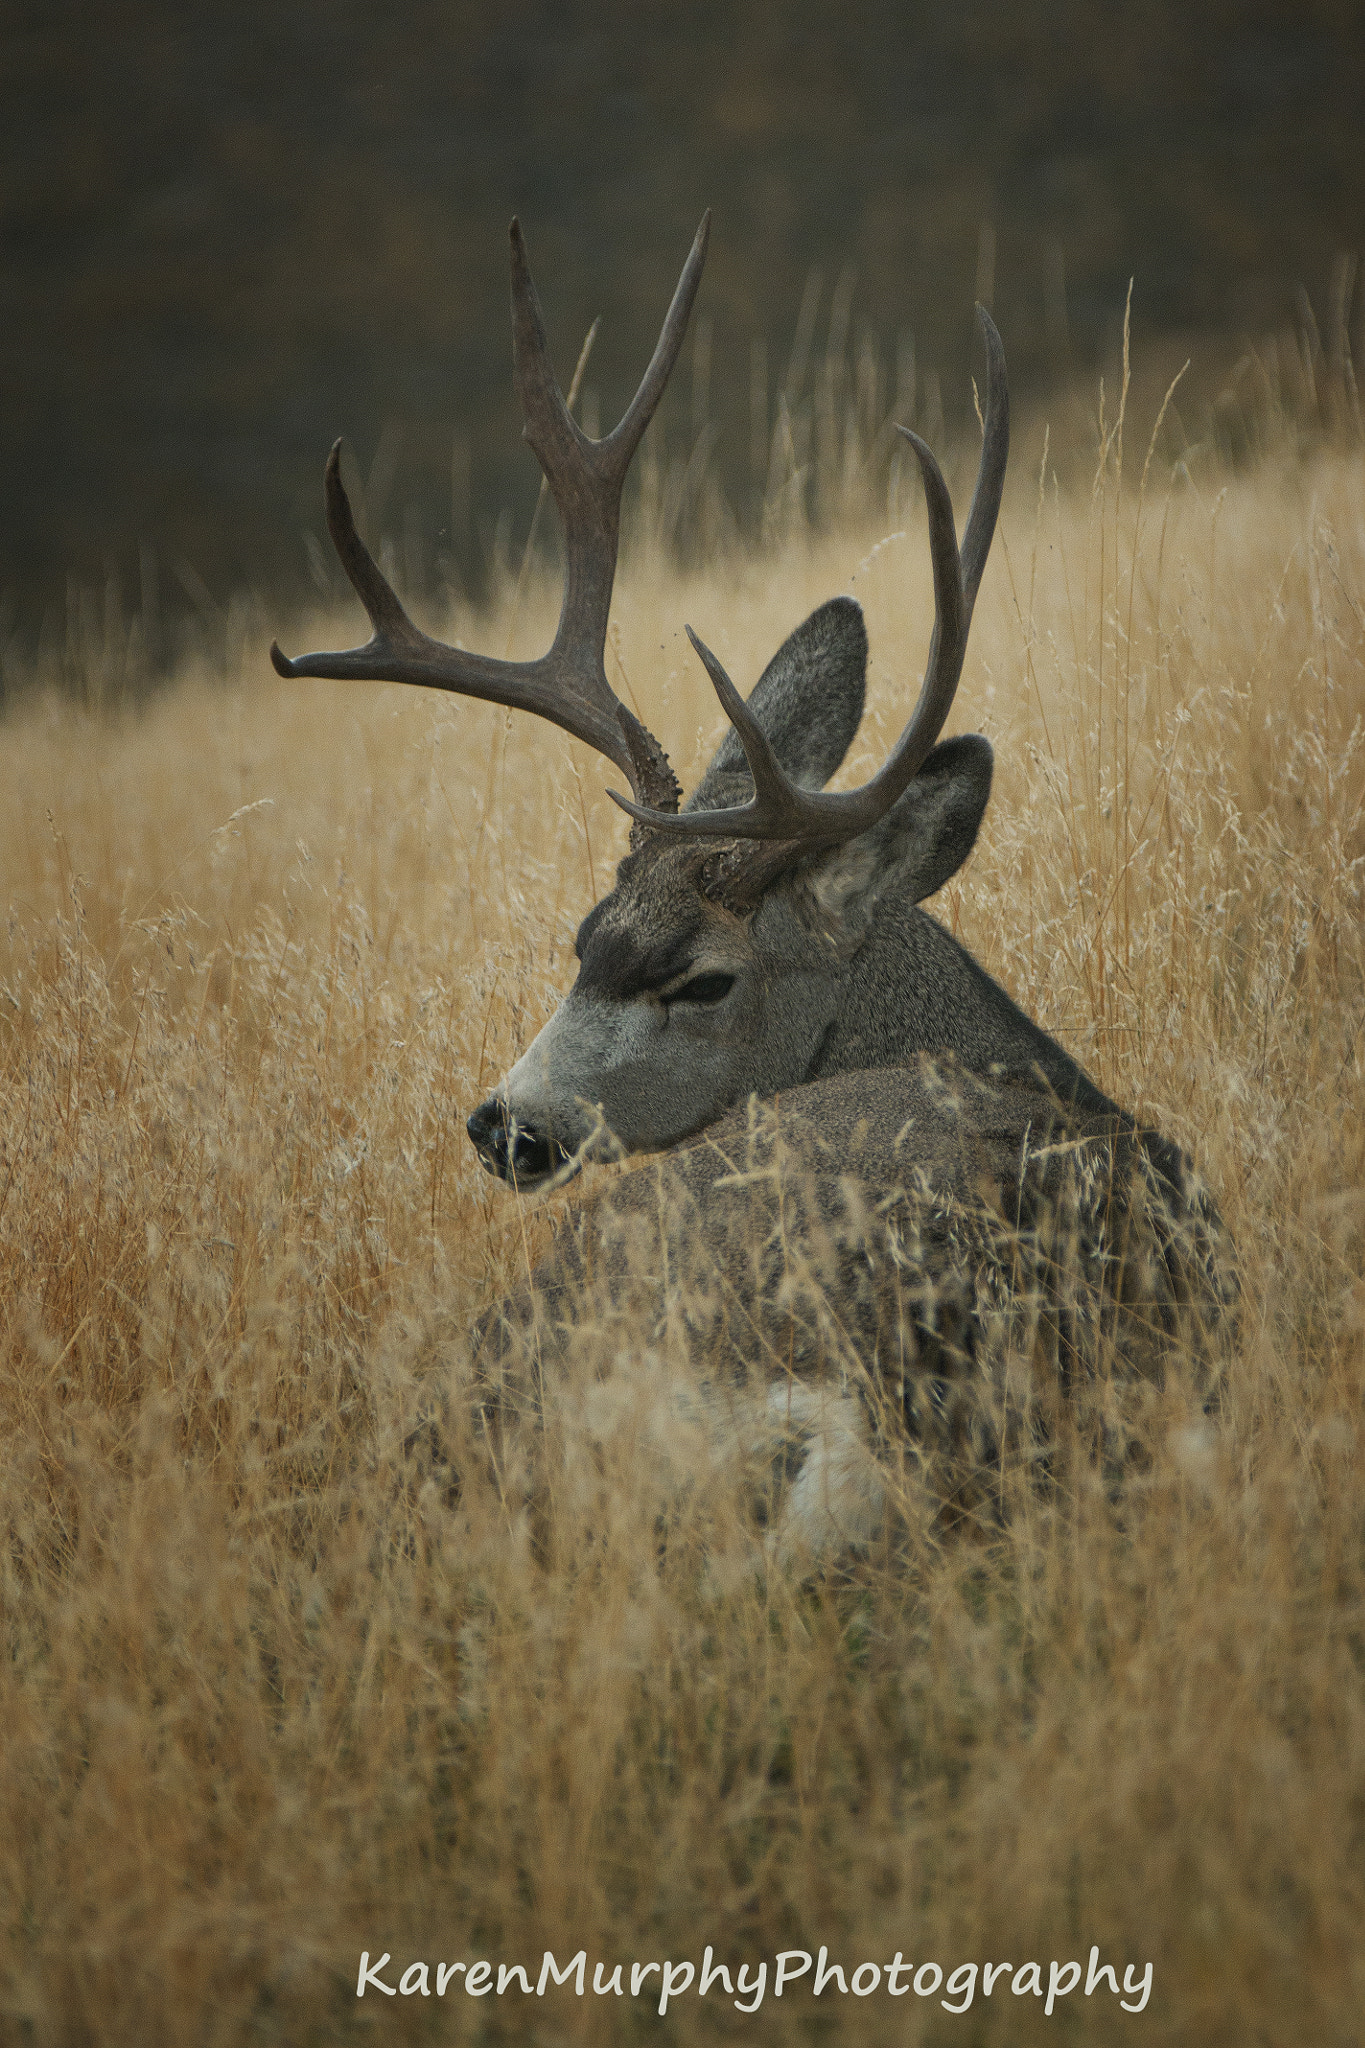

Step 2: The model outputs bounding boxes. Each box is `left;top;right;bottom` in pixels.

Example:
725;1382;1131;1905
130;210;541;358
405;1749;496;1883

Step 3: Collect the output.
3;0;1361;640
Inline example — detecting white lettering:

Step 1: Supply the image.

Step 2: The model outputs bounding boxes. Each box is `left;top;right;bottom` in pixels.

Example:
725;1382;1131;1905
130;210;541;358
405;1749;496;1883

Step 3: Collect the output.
884;1953;912;1995
537;1951;586;1996
356;1953;397;1998
814;1947;847;1994
354;1945;1144;2013
1086;1947;1120;1997
1121;1963;1153;2013
942;1963;977;2013
734;1962;767;2014
699;1947;733;1997
659;1961;694;2015
774;1951;812;1995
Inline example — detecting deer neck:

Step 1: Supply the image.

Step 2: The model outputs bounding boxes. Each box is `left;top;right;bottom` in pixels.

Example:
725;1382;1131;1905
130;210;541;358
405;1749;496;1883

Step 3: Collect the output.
808;896;1119;1116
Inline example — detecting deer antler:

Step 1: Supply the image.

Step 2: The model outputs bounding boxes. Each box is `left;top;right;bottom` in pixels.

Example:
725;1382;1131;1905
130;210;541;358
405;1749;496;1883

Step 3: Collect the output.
271;215;713;813
609;307;1009;849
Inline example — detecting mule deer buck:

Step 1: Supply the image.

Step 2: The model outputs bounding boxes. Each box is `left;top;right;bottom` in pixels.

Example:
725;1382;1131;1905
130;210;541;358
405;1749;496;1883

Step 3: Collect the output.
273;216;1233;1554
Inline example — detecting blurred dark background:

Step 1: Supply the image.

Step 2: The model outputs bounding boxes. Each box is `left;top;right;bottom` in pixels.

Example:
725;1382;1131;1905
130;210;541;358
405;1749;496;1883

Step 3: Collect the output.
3;0;1362;666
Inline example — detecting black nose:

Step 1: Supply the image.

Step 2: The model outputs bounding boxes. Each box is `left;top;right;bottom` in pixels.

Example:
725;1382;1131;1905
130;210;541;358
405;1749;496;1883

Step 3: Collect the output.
466;1097;568;1187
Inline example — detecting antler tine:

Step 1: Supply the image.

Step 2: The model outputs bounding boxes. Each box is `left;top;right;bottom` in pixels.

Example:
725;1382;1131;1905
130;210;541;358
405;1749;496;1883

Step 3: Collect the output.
510;212;709;493
608;428;967;844
608;311;1009;850
603;213;711;477
271;218;713;803
960;306;1009;622
506;211;708;805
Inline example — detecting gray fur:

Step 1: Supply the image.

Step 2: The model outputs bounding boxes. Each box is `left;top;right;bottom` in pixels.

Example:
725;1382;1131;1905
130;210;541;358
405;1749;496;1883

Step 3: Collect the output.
814;732;995;925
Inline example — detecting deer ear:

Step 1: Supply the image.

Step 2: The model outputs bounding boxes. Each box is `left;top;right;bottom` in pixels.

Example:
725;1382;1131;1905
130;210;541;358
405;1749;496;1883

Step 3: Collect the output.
804;734;994;944
686;596;867;813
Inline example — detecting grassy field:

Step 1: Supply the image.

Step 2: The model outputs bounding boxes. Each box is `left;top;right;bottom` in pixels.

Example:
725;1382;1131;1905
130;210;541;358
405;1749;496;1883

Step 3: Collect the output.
1;371;1364;2045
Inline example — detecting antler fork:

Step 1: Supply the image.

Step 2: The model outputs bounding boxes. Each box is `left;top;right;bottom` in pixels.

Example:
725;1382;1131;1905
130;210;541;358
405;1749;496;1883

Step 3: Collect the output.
271;215;713;812
610;307;1009;849
274;222;1008;870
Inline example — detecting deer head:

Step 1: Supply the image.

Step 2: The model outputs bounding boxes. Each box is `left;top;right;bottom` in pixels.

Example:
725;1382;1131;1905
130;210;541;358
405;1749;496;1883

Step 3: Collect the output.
273;217;1009;1190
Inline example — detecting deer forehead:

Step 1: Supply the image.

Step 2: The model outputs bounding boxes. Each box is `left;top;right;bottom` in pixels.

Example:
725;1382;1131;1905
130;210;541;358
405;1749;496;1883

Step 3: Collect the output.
573;848;747;1001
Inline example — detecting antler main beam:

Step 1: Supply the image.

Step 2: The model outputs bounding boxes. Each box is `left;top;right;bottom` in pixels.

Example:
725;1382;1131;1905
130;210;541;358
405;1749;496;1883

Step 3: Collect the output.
609;306;1009;848
270;215;712;807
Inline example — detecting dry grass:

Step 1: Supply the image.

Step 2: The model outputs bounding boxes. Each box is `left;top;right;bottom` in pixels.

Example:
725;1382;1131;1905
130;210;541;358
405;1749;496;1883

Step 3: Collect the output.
2;384;1364;2046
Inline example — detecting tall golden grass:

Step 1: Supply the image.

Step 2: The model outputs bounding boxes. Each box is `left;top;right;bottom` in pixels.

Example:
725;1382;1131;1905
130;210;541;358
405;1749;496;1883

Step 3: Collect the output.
2;361;1363;2045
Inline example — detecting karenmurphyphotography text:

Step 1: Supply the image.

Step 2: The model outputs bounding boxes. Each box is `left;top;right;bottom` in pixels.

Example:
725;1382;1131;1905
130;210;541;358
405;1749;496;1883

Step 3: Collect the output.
356;1945;1154;2016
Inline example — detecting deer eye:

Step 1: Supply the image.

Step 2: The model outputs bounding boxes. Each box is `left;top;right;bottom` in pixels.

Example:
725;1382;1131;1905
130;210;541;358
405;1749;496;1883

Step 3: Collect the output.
667;972;735;1007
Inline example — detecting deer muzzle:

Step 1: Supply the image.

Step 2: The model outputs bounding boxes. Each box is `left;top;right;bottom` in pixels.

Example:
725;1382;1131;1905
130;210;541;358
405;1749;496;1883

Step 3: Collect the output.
466;1096;573;1189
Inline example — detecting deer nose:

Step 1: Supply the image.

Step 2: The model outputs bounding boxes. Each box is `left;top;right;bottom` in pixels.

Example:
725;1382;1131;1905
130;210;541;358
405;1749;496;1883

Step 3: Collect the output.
466;1097;512;1176
466;1096;567;1187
